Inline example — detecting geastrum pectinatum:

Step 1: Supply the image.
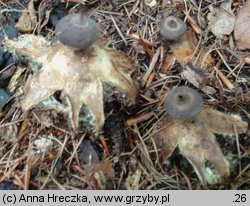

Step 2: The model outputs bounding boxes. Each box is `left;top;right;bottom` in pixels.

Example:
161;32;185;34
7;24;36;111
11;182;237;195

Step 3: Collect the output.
5;12;137;134
160;16;187;41
154;87;248;185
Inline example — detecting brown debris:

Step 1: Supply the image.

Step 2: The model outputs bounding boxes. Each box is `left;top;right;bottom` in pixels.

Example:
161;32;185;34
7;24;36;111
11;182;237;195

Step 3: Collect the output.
160;53;176;74
15;0;37;33
234;0;250;50
207;0;235;39
170;31;214;68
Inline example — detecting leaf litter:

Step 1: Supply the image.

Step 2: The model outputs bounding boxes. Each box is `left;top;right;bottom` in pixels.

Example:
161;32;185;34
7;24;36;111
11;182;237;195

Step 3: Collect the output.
207;0;235;39
234;0;250;50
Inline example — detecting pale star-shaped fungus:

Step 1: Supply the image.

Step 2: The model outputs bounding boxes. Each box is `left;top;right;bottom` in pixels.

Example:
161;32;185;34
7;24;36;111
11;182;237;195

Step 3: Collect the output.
5;13;137;134
154;87;248;185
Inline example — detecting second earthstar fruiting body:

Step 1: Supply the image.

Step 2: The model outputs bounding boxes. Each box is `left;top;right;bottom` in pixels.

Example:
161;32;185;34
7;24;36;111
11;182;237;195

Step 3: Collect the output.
157;86;248;185
160;16;187;41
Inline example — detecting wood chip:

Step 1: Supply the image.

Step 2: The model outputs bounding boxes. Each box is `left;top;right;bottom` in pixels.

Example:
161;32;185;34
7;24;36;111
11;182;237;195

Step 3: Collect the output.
234;0;250;50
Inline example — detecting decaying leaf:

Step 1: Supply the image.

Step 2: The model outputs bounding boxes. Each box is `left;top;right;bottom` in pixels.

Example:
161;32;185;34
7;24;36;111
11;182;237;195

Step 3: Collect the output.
170;31;213;68
15;0;37;33
201;85;216;96
181;64;216;96
160;53;176;74
181;63;204;88
234;0;250;50
37;2;53;33
207;0;235;39
170;32;215;92
5;34;137;134
154;107;248;185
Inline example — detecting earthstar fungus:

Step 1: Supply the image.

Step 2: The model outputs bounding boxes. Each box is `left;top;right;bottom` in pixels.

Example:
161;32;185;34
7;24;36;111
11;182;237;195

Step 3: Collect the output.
5;12;138;134
164;87;203;120
160;16;187;41
55;13;99;50
155;87;248;185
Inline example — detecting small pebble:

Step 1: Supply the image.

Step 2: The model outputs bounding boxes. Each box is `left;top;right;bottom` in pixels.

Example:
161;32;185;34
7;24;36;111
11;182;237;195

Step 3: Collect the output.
0;24;18;42
0;88;11;111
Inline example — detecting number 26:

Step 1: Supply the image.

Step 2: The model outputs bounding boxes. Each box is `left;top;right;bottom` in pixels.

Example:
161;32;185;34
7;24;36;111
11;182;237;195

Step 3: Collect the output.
234;194;247;202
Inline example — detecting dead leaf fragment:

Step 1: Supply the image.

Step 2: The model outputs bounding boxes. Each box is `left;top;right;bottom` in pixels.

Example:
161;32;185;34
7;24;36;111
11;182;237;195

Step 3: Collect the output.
154;107;248;185
37;2;53;33
15;0;37;33
170;31;213;68
181;63;204;88
160;53;176;74
201;86;216;95
207;0;235;39
234;0;250;50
